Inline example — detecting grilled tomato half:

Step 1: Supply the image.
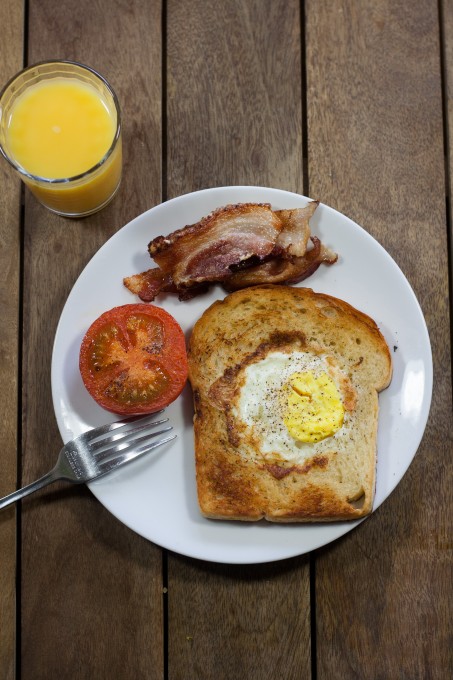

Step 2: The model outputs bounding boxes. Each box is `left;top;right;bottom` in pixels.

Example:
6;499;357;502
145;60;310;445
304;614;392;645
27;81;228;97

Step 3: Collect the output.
79;304;188;415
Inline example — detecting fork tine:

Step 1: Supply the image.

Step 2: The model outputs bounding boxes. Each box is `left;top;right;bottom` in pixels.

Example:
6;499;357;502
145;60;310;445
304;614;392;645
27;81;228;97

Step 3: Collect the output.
93;426;173;462
95;434;177;477
88;417;170;453
80;411;166;446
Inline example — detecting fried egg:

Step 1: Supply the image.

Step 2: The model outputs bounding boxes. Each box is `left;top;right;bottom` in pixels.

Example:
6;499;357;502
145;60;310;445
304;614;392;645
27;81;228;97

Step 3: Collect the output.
233;351;356;464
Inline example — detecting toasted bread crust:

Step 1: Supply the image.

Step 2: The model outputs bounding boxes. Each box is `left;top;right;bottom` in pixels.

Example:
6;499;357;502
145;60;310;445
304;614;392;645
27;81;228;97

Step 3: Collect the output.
188;285;392;522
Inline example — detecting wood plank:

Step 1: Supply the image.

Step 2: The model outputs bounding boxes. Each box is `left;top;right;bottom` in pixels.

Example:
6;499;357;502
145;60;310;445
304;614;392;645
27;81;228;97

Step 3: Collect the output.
305;1;453;676
168;556;311;680
166;0;303;192
165;2;311;678
0;3;24;678
20;1;164;678
442;0;453;286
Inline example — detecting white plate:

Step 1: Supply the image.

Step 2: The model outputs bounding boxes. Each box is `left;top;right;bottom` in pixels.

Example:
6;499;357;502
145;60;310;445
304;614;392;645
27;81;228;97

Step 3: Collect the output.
51;186;433;564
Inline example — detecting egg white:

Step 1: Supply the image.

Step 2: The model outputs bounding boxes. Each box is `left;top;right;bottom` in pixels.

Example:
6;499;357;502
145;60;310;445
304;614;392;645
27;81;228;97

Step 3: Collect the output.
233;350;354;464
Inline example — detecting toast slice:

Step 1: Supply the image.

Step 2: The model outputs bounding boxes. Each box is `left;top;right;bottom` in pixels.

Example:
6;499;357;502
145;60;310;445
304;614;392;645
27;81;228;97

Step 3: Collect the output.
188;285;392;522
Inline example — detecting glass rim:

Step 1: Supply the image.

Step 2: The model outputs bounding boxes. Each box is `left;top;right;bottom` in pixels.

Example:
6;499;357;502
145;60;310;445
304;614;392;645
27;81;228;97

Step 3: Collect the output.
0;59;122;185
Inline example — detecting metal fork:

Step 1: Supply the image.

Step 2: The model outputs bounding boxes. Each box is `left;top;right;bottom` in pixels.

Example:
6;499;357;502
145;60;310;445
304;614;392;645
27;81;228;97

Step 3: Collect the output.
0;411;175;510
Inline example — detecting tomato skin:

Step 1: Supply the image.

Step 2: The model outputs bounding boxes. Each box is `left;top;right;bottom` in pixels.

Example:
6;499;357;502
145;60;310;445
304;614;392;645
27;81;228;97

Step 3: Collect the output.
79;304;188;415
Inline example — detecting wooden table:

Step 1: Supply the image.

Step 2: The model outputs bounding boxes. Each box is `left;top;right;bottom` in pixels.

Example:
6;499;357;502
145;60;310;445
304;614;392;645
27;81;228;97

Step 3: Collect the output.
1;1;451;678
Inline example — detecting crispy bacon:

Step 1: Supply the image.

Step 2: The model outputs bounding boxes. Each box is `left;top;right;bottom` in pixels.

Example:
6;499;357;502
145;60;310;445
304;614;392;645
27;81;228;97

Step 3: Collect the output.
149;203;282;287
123;268;175;302
224;237;338;291
274;201;318;257
123;201;336;301
123;269;210;302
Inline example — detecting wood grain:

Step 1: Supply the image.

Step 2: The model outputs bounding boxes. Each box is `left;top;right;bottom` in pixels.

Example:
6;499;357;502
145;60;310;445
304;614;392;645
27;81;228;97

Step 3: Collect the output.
165;2;311;678
442;0;453;294
167;556;311;680
305;1;453;677
0;2;24;678
7;0;453;677
20;1;164;678
166;0;303;193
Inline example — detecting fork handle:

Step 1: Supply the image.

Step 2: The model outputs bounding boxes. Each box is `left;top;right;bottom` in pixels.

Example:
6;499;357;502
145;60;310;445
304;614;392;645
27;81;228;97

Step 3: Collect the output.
0;469;61;510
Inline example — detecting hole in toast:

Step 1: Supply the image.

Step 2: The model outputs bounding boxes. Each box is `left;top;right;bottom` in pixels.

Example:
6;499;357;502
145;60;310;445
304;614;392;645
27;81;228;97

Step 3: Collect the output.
320;307;337;318
348;489;366;510
314;301;337;318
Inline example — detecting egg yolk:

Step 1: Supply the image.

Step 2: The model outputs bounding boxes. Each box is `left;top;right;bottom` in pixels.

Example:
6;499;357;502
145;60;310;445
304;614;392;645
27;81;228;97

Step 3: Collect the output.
283;371;344;443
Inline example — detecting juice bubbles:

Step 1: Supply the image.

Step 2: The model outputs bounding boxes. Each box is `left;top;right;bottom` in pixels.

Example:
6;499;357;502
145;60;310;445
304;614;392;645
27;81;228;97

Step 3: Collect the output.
0;61;122;217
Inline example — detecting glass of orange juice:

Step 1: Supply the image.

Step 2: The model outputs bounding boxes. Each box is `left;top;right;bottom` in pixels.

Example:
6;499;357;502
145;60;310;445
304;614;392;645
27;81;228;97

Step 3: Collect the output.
0;60;122;217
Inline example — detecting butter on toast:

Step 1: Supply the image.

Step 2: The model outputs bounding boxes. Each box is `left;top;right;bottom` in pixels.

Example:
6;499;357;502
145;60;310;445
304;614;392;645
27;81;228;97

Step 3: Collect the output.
188;285;392;522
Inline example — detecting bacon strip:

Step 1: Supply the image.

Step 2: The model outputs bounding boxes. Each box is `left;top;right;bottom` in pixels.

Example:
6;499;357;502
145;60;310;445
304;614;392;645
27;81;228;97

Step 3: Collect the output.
123;268;174;302
149;203;282;287
123;201;336;301
274;201;319;257
224;237;338;291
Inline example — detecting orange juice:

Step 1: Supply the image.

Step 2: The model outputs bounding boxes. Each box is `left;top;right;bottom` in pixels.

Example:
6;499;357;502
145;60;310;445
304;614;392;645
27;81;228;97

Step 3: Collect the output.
0;62;122;216
7;79;116;178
